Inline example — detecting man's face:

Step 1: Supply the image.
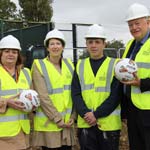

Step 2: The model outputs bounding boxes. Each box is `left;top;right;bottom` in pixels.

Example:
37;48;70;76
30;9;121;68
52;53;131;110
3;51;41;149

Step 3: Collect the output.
86;38;105;59
128;17;149;41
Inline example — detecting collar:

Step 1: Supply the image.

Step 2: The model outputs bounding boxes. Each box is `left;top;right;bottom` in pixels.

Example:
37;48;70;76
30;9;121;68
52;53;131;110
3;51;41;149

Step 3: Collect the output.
136;31;150;45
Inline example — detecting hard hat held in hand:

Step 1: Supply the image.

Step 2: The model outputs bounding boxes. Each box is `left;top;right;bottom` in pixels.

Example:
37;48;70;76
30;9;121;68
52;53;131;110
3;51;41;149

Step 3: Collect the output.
114;58;138;81
19;89;40;112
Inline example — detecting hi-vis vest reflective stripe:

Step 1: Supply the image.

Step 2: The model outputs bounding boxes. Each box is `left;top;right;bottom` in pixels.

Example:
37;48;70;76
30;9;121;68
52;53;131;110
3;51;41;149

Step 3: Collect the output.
123;39;150;109
0;69;31;96
0;67;31;137
33;58;74;132
77;57;121;131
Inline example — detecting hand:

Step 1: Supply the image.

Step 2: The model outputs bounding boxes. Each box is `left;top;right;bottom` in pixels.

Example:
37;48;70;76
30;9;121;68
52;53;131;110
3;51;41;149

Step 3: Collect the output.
6;94;25;111
122;119;127;124
66;118;74;128
121;72;140;86
84;112;97;126
7;99;25;111
57;119;67;128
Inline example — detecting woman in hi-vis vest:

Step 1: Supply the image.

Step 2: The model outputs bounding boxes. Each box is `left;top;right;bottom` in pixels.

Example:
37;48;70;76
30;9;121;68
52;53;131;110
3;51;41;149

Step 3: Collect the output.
0;35;32;150
31;29;75;150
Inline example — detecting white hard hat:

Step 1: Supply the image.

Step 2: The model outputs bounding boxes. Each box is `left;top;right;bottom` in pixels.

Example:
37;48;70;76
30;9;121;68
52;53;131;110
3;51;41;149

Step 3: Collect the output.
114;58;138;81
125;3;150;21
44;29;65;46
0;35;21;51
19;89;40;112
85;24;106;39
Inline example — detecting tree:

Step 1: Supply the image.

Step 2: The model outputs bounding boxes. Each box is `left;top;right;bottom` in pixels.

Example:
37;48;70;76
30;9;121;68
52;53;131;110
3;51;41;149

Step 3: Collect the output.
0;0;17;19
79;49;89;59
106;39;125;49
19;0;53;22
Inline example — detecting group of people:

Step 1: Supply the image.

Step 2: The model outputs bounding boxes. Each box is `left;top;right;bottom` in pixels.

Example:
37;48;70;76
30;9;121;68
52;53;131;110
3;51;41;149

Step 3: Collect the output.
0;2;150;150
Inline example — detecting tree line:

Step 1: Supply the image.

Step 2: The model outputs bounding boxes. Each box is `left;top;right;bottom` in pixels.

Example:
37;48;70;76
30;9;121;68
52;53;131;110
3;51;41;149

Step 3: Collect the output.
0;0;125;49
0;0;53;22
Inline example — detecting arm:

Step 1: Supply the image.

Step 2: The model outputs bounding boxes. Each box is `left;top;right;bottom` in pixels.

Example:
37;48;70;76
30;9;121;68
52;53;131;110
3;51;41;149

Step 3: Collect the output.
140;78;150;92
71;70;90;118
120;73;150;92
32;63;63;125
0;94;24;113
93;77;123;119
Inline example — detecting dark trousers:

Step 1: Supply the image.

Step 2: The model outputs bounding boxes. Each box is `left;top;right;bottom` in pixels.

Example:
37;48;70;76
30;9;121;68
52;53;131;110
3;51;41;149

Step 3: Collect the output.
78;126;120;150
127;109;150;150
42;146;71;150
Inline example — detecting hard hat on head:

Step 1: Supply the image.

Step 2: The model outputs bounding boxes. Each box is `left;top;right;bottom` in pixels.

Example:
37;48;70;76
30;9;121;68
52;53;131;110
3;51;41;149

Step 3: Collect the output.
85;24;106;39
44;29;65;47
0;35;21;51
125;3;150;21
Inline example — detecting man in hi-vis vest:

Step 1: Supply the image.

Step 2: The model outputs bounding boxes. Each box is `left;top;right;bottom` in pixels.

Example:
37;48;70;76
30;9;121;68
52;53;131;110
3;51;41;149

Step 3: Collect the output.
71;24;122;150
121;3;150;150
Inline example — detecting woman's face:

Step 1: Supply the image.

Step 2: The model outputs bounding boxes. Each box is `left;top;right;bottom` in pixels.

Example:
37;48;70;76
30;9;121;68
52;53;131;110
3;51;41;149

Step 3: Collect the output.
1;49;19;66
47;38;64;57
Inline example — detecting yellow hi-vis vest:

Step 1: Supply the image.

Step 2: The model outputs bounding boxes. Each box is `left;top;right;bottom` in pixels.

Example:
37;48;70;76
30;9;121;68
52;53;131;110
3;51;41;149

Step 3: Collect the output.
0;66;31;137
76;57;121;131
123;38;150;109
33;58;74;131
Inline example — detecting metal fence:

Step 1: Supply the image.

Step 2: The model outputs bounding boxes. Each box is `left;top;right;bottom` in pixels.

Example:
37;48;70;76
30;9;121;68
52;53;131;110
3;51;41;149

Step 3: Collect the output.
0;20;125;67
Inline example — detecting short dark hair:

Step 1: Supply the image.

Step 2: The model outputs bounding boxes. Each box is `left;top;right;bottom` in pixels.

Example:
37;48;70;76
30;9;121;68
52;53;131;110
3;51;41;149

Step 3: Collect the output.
86;38;106;43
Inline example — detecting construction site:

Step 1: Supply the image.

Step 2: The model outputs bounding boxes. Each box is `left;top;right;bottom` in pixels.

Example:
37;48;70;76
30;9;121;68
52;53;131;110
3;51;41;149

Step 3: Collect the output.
0;20;129;150
0;20;125;67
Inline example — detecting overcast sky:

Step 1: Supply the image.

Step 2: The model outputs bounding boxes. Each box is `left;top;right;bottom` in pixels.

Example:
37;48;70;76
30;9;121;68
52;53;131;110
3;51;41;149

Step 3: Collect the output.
10;0;150;59
11;0;150;44
51;0;150;44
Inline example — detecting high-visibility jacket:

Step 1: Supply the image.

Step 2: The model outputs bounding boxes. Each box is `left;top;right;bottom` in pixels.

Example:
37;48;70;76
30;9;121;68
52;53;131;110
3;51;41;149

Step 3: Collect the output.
33;57;74;131
0;66;31;137
76;57;121;131
123;38;150;109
